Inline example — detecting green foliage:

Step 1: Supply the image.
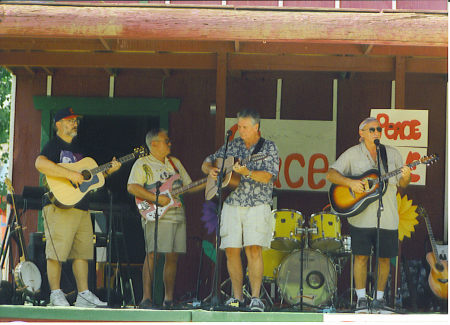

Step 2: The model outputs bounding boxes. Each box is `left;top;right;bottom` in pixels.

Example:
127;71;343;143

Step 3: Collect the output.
0;68;11;145
0;68;12;211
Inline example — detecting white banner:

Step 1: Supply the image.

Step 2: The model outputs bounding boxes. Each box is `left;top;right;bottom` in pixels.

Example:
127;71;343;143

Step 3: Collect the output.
370;109;430;185
225;118;336;192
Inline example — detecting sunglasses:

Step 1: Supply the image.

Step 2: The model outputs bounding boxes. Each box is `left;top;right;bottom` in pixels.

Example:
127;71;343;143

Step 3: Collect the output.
364;127;382;133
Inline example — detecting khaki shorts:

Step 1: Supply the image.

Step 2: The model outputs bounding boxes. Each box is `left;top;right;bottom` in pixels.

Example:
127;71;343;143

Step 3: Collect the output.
43;205;93;261
219;203;274;249
141;220;186;254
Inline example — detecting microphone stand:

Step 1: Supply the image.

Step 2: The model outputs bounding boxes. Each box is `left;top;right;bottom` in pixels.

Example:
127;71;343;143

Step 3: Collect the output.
208;130;232;310
152;181;162;305
371;140;396;313
106;189;113;307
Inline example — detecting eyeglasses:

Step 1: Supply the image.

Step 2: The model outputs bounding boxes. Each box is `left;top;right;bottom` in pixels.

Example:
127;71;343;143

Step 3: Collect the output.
363;127;382;133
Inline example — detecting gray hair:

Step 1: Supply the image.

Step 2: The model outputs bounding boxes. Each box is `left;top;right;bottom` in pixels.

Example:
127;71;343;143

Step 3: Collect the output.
359;117;379;130
237;109;260;130
145;128;167;149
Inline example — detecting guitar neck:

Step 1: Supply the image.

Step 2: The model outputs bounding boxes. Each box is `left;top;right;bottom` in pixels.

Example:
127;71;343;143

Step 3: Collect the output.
422;208;442;264
379;160;421;183
172;178;207;196
91;152;136;175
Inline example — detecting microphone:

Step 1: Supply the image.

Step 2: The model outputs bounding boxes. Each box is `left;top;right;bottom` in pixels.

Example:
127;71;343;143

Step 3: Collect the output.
374;139;380;146
155;181;162;189
226;129;233;138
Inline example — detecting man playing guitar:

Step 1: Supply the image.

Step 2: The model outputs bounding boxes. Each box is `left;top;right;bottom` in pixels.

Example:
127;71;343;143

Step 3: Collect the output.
35;107;121;307
326;117;411;313
201;109;279;312
127;128;197;309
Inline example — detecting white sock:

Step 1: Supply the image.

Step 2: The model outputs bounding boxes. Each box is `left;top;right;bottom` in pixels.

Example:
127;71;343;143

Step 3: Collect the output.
376;291;384;300
356;289;366;299
51;289;62;294
80;290;90;295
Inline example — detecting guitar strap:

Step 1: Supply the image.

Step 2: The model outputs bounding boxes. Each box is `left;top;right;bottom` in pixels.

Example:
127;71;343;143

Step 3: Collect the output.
167;156;180;174
380;144;388;174
252;137;265;155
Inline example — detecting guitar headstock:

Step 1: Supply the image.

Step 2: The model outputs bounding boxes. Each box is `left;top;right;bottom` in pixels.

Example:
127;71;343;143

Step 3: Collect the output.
4;177;14;194
420;154;439;166
134;146;149;158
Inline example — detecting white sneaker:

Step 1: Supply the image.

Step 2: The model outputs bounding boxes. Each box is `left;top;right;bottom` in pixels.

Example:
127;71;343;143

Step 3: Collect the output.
49;289;70;307
74;290;107;308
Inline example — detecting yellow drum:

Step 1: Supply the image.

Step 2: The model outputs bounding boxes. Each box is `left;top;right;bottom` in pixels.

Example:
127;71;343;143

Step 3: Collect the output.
261;248;289;281
309;212;342;253
271;209;304;251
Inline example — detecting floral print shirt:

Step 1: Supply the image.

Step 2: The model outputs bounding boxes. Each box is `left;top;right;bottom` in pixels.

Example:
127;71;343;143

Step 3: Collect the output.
205;137;279;207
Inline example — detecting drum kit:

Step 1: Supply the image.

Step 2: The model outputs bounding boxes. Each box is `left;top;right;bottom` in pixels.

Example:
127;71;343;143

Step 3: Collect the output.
262;209;352;309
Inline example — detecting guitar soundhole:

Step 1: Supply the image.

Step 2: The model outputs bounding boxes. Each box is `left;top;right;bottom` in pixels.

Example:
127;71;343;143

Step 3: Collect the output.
81;170;91;181
436;263;444;272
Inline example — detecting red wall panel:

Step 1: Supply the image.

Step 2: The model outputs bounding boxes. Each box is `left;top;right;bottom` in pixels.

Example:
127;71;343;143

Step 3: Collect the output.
397;0;448;10
341;0;392;10
227;0;278;6
283;0;335;8
170;1;222;4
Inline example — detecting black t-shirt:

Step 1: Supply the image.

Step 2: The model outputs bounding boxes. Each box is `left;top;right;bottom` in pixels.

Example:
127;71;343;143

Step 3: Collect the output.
40;135;90;211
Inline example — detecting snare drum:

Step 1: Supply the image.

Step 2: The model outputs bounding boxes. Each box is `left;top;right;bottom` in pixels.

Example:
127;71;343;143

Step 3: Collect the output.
271;209;304;251
309;212;342;253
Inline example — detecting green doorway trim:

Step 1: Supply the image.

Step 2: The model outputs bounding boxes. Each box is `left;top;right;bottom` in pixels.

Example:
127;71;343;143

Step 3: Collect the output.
33;96;181;150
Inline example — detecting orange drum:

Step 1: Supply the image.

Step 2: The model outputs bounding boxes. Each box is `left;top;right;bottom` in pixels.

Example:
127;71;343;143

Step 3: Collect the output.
271;209;304;251
309;212;342;253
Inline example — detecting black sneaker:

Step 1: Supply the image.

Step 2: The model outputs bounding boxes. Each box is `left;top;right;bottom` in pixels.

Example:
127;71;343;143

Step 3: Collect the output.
163;300;174;309
355;297;369;313
224;297;245;309
371;299;393;314
138;298;154;309
249;297;265;312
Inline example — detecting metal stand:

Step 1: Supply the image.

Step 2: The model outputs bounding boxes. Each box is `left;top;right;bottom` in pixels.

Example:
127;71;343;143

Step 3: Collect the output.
204;130;232;310
152;181;162;304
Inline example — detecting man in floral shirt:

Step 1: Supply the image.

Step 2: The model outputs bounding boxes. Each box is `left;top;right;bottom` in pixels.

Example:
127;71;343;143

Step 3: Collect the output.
202;109;279;312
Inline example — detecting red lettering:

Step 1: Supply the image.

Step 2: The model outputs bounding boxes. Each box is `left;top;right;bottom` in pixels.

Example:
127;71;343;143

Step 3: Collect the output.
377;113;421;141
284;153;305;188
405;151;421;183
308;153;329;190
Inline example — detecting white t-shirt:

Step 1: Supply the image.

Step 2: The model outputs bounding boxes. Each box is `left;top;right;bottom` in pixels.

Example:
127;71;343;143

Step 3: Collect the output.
128;153;192;223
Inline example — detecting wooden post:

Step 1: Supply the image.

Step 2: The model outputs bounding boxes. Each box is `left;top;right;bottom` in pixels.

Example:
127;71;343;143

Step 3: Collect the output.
395;56;406;109
215;52;227;148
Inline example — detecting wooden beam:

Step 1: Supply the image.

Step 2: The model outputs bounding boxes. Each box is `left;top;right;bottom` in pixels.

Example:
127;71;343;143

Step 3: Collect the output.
215;52;227;148
1;4;446;47
229;54;395;73
0;52;217;70
395;56;406;109
99;38;111;51
362;44;374;55
406;57;448;74
24;66;35;75
42;67;53;75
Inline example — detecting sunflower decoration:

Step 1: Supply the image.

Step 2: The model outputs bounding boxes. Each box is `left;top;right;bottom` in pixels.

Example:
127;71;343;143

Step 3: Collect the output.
397;193;419;241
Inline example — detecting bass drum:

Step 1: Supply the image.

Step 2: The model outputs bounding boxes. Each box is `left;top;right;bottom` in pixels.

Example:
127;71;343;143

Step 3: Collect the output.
277;249;336;306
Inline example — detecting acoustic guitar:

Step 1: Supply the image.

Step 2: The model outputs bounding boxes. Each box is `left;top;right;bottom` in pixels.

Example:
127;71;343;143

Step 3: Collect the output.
46;146;147;208
204;153;267;201
418;206;448;300
136;175;207;222
328;154;438;217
